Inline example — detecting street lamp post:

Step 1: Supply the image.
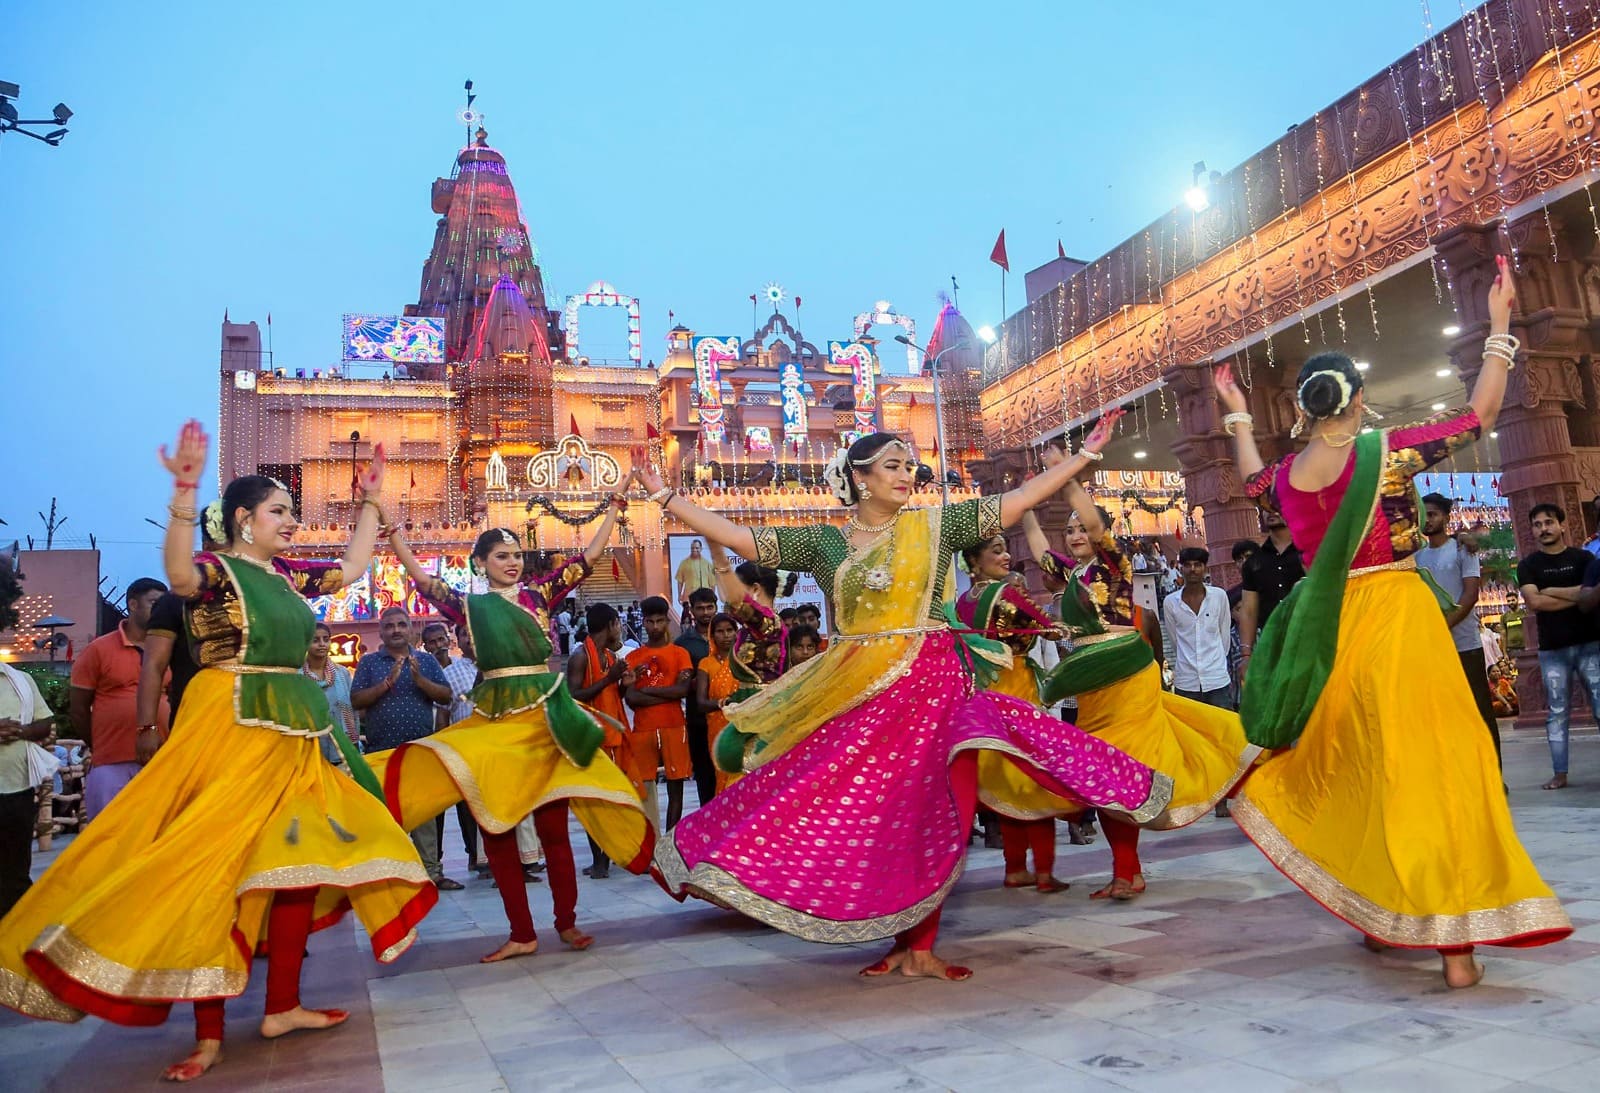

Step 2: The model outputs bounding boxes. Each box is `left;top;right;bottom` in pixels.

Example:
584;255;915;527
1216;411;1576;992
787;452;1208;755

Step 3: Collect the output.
895;335;968;507
349;431;362;508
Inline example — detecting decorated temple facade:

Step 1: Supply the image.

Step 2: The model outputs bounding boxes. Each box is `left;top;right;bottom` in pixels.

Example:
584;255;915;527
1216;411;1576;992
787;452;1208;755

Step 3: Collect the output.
215;128;981;649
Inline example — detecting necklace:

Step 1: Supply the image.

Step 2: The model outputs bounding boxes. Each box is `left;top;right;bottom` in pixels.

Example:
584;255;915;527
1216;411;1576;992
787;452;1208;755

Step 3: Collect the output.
1313;432;1358;449
490;583;521;601
844;510;898;536
222;550;276;572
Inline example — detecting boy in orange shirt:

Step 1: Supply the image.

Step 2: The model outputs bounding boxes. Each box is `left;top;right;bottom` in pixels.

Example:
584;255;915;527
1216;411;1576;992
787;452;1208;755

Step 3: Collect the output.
625;597;695;830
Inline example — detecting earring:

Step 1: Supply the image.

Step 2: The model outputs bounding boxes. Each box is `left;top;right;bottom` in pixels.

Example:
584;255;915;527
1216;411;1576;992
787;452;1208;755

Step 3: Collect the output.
240;523;255;545
859;486;872;500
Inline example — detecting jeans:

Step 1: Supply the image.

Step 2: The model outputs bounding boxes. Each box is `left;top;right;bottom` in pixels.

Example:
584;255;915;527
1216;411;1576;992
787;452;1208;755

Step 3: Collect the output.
1539;641;1600;775
1176;685;1234;710
0;787;36;919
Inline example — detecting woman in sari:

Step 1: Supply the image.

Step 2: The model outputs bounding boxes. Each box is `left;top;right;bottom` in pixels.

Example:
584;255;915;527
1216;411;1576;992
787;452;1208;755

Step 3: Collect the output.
954;532;1072;893
642;424;1172;981
371;506;653;962
1218;257;1569;987
1023;438;1258;901
0;422;435;1082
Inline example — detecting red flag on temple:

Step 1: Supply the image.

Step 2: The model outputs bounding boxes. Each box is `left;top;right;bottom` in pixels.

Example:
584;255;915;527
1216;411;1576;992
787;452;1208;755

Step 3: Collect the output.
908;393;918;409
1057;239;1067;260
409;466;416;489
931;437;940;457
989;229;1010;272
645;422;660;440
570;413;581;437
611;557;622;580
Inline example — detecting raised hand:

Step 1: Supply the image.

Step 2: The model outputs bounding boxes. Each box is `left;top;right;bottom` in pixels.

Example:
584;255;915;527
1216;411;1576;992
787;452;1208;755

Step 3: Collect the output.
1213;363;1248;413
1040;443;1066;470
358;442;387;497
1488;254;1515;333
630;445;665;494
159;419;210;487
1082;408;1126;454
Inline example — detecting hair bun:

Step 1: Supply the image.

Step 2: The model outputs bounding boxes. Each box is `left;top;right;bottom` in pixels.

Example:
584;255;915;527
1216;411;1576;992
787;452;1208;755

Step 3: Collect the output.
1299;374;1346;418
780;571;800;598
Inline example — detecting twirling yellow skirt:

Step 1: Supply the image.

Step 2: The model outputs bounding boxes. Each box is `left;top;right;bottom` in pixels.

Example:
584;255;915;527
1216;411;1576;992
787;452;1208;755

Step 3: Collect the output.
367;709;653;873
0;669;435;1025
978;658;1254;827
1077;661;1258;828
1236;570;1571;948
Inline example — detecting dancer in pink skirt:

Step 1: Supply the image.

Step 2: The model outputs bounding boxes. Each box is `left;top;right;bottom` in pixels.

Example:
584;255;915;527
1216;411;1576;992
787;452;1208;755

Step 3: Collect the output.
638;425;1171;981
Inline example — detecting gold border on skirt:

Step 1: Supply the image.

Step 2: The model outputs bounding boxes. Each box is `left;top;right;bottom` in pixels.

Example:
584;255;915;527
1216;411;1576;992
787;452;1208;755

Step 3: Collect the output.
1234;795;1571;946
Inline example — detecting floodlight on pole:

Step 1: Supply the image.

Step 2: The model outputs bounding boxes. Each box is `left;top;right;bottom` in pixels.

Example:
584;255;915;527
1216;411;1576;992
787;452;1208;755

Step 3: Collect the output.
976;325;997;345
0;80;73;147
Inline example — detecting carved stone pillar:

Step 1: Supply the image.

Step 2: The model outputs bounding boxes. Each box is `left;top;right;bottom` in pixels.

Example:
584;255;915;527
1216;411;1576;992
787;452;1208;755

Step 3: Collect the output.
1438;217;1598;727
968;447;1057;594
1161;357;1298;588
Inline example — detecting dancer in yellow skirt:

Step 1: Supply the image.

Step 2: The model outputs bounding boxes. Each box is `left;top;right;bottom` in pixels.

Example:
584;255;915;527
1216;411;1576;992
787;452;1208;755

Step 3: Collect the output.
1026;420;1258;901
1217;257;1570;988
954;531;1073;892
372;499;652;963
0;421;436;1082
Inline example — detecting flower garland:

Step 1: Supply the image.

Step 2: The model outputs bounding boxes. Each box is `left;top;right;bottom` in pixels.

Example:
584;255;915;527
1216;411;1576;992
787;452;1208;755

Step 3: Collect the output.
1118;489;1186;516
524;496;613;526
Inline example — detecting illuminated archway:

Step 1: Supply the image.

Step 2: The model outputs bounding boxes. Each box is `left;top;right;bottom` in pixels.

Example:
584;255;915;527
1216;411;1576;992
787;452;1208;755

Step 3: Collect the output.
853;300;917;373
563;281;642;365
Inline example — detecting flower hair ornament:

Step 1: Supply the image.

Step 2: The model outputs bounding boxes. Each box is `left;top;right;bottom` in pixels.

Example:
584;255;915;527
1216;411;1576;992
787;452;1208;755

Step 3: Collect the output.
822;448;854;505
1296;369;1355;418
202;499;227;546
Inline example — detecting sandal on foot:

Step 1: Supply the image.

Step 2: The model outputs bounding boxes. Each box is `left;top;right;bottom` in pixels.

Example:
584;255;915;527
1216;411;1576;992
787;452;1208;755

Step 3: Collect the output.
1035;877;1070;893
1091;878;1140;901
1543;776;1568;790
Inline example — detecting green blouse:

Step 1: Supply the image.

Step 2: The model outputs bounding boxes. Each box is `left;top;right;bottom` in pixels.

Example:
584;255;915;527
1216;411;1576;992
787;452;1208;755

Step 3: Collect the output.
751;496;1003;624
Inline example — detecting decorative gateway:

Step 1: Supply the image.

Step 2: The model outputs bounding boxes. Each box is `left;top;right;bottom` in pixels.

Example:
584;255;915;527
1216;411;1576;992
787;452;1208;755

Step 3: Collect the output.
829;340;877;436
691;336;738;444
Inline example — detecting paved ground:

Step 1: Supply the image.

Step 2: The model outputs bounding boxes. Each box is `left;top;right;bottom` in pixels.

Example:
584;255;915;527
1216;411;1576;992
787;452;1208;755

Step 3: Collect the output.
5;730;1600;1092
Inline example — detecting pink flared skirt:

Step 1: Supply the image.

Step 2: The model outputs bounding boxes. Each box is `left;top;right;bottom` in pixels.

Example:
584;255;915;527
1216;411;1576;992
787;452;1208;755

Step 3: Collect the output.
653;632;1171;942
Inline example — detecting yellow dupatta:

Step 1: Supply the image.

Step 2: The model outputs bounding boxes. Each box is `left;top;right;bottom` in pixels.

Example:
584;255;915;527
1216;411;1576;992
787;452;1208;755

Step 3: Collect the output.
718;507;945;772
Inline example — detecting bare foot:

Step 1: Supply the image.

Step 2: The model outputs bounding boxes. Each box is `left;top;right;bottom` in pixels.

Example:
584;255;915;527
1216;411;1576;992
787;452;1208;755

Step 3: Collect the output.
259;1007;348;1039
1543;774;1568;790
1002;871;1036;888
558;927;595;951
480;937;539;964
1090;874;1145;901
859;945;908;977
1443;952;1485;989
1035;875;1070;893
161;1041;222;1082
898;949;973;981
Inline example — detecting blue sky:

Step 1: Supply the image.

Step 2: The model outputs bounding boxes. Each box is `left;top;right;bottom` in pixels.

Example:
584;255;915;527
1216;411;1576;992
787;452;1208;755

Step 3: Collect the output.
2;0;1435;595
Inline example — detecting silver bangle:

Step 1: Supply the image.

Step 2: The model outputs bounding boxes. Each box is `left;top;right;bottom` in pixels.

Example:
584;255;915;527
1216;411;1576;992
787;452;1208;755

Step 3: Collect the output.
1484;333;1519;370
1222;411;1255;436
1077;448;1105;463
648;486;676;505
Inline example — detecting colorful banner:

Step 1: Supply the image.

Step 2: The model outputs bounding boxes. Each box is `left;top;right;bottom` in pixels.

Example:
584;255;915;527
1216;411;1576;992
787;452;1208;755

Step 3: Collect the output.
829;340;878;435
342;315;446;364
778;359;807;447
691;335;738;444
745;426;773;454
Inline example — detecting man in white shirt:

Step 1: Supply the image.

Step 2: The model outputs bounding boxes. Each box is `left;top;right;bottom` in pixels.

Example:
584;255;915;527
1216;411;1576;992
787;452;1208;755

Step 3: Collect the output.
1162;547;1233;709
0;662;55;918
1416;493;1500;764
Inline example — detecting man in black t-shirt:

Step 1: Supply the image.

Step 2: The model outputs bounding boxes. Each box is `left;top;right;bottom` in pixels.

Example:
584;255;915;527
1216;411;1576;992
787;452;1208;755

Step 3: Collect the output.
1237;510;1306;678
1517;502;1600;790
133;591;198;762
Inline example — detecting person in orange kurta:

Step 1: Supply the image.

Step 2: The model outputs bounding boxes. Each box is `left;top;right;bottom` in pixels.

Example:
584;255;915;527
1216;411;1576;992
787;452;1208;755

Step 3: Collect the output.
624;597;695;831
566;602;638;880
695;614;741;796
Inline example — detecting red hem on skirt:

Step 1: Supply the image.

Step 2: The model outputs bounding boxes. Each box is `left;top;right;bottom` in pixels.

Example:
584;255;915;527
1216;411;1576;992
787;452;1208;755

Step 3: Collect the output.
370;884;438;962
1231;814;1572;950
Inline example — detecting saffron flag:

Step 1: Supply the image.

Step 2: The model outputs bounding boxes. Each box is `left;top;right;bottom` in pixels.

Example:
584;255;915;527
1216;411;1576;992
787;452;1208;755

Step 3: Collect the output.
570;413;581;437
990;229;1009;273
1057;239;1067;259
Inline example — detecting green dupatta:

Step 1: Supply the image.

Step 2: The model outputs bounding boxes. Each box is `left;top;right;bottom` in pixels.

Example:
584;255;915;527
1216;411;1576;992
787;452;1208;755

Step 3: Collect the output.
1239;431;1382;749
945;579;1017;693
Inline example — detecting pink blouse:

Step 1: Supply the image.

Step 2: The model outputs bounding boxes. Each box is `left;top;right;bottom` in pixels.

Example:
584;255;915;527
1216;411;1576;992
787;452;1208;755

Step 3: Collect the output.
1245;410;1481;571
